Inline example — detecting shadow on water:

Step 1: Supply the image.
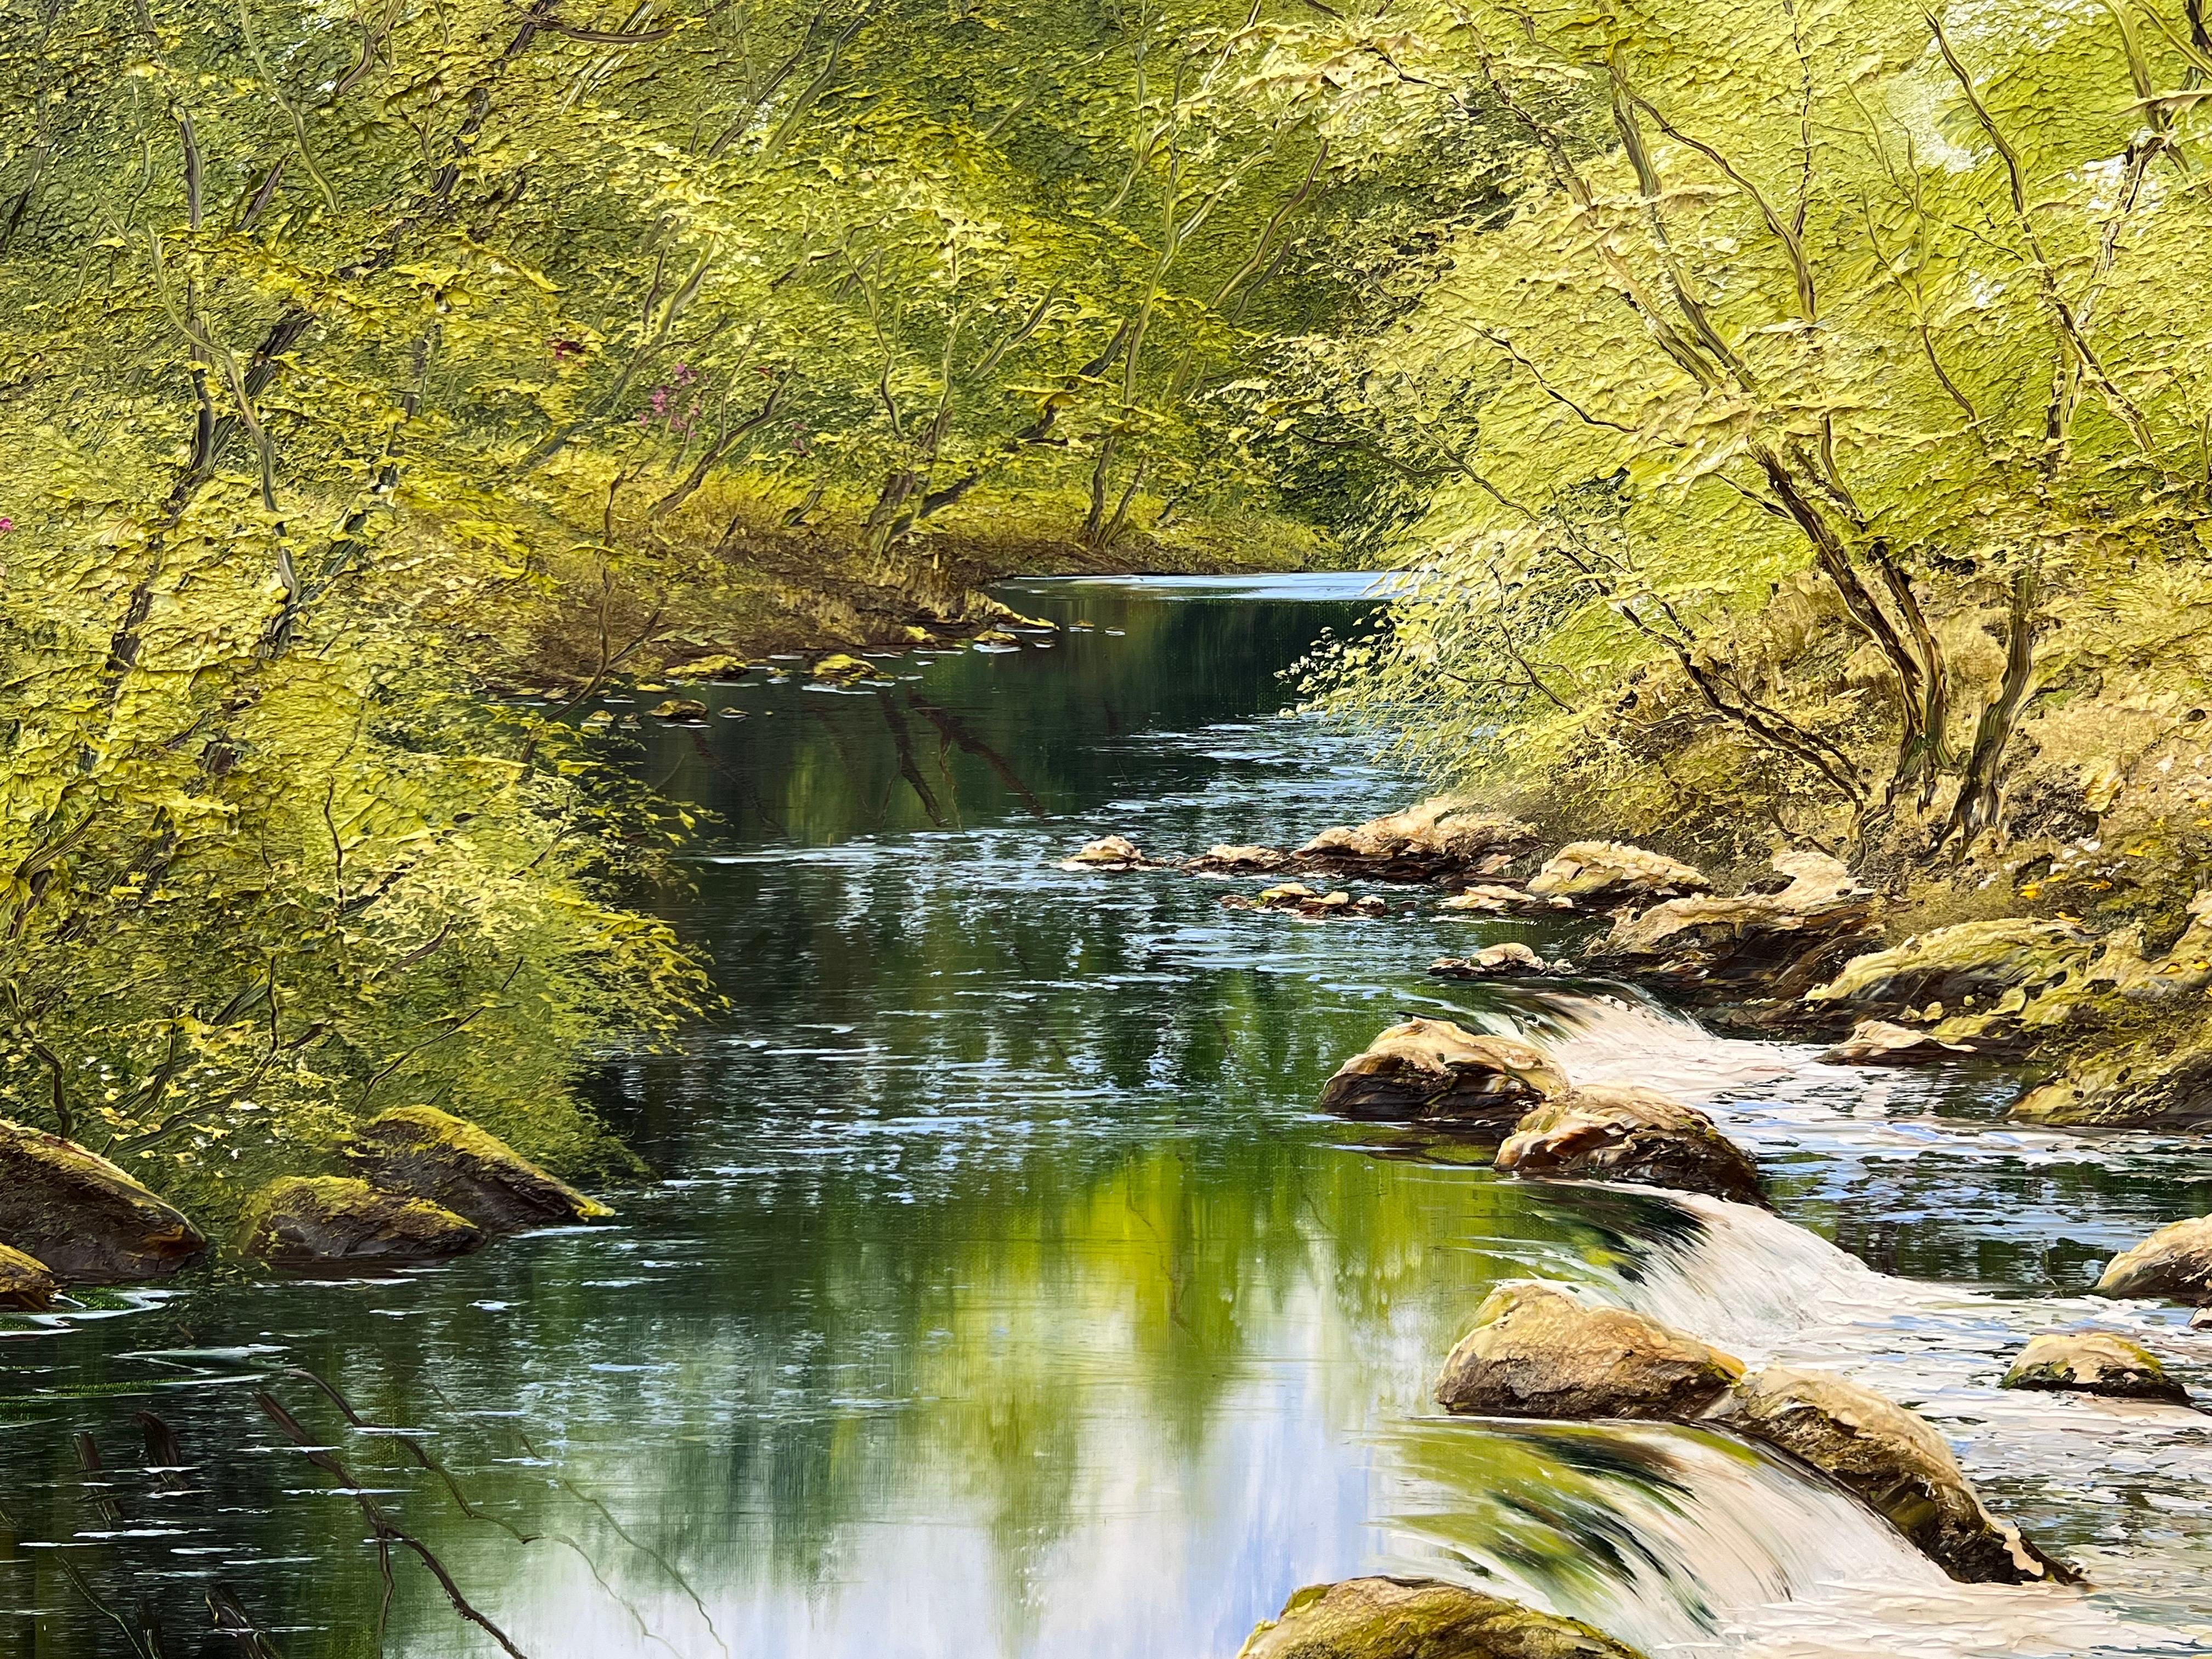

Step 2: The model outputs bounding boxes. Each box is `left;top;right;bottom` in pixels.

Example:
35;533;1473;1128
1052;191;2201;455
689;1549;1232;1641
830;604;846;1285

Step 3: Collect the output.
2;575;2209;1657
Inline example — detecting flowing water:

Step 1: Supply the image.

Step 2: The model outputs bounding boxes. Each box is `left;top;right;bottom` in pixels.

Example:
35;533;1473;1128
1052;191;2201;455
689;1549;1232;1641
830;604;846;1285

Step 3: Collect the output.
3;573;2210;1657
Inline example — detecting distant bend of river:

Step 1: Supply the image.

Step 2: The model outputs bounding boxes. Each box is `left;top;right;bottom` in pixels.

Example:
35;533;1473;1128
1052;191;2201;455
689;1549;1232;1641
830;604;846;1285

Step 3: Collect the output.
4;573;2210;1658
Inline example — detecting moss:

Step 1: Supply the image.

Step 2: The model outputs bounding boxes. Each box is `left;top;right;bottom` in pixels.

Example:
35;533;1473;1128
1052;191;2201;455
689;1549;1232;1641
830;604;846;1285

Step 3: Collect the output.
349;1105;613;1231
240;1176;481;1267
1237;1576;1649;1659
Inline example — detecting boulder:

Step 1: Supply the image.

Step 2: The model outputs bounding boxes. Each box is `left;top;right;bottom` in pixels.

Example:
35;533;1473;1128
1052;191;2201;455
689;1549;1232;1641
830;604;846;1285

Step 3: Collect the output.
1295;799;1537;884
1708;1365;2075;1584
0;1243;57;1311
1819;1019;1974;1066
242;1177;482;1268
1525;842;1709;906
1807;918;2096;1022
647;697;708;721
0;1121;208;1283
1584;853;1881;1005
1223;883;1390;919
2000;1331;2192;1407
811;652;873;679
1495;1085;1767;1209
1434;1282;1743;1420
1319;1021;1567;1131
1186;844;1297;876
1430;943;1555;979
2012;1041;2212;1129
346;1106;612;1234
2094;1215;2212;1305
1236;1577;1648;1659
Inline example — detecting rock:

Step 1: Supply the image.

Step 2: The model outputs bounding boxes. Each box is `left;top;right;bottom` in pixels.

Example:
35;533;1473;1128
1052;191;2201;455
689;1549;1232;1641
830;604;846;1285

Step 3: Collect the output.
346;1106;612;1234
1819;1019;1974;1066
2094;1215;2212;1305
0;1243;57;1310
1059;834;1148;870
812;652;874;678
2012;1042;2212;1128
1236;1576;1648;1659
1496;1085;1768;1208
1807;918;2096;1022
1434;1282;1743;1420
1319;1020;1568;1130
2001;1331;2192;1406
1295;799;1537;884
0;1121;208;1283
1708;1365;2075;1584
1185;844;1298;876
1223;883;1390;918
647;697;708;721
1438;884;1570;915
973;629;1020;646
1585;852;1881;1005
243;1176;482;1268
1525;842;1710;906
1430;943;1553;978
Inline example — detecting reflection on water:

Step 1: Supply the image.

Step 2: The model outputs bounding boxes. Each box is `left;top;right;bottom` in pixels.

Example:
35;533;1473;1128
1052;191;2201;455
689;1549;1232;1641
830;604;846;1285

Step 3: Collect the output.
1;575;2208;1657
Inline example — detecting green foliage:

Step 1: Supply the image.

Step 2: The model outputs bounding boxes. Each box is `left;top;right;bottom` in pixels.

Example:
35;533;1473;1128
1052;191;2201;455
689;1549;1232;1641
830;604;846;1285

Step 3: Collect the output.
1280;0;2212;871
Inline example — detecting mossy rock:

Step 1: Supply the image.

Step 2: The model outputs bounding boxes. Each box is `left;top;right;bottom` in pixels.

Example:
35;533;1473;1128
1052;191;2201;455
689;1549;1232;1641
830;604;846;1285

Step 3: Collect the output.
1525;841;1709;904
2001;1331;2192;1406
1709;1365;2075;1584
347;1106;612;1234
1295;799;1537;883
1808;919;2095;1017
1237;1577;1647;1659
0;1242;58;1311
1434;1281;1743;1420
811;652;873;679
1319;1021;1568;1132
242;1177;482;1268
1496;1085;1768;1209
2013;1042;2212;1128
0;1121;207;1284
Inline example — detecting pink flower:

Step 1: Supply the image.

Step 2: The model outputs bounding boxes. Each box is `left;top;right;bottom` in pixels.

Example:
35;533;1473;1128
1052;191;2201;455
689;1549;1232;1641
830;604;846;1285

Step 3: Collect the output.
0;517;13;533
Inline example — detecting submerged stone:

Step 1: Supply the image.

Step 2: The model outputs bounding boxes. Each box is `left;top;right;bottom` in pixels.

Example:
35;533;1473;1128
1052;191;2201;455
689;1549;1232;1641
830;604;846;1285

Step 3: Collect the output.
1496;1085;1768;1209
1223;883;1390;918
0;1121;208;1284
2001;1331;2192;1406
1819;1019;1974;1066
1318;1020;1567;1131
1433;1282;1743;1420
1186;844;1296;875
1709;1365;2076;1584
243;1176;482;1268
1236;1576;1648;1659
0;1242;58;1310
347;1107;612;1234
1525;842;1709;906
1059;834;1148;869
2094;1215;2212;1306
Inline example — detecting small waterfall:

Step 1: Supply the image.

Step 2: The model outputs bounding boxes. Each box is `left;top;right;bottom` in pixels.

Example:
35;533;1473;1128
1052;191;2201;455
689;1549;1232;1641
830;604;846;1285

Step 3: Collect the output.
1380;1415;2169;1658
1586;1188;1922;1359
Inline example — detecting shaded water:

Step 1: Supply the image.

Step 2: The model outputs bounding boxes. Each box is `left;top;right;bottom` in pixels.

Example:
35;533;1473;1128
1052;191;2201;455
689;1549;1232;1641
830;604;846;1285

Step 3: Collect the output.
3;574;2209;1656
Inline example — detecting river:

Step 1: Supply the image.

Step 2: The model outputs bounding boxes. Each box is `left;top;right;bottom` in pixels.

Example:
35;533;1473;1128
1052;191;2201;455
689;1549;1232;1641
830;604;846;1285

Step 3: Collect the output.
3;573;2210;1657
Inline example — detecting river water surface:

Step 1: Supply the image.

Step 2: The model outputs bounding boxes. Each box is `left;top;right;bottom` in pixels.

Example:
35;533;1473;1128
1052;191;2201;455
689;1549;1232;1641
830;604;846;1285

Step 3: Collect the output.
4;574;2211;1657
